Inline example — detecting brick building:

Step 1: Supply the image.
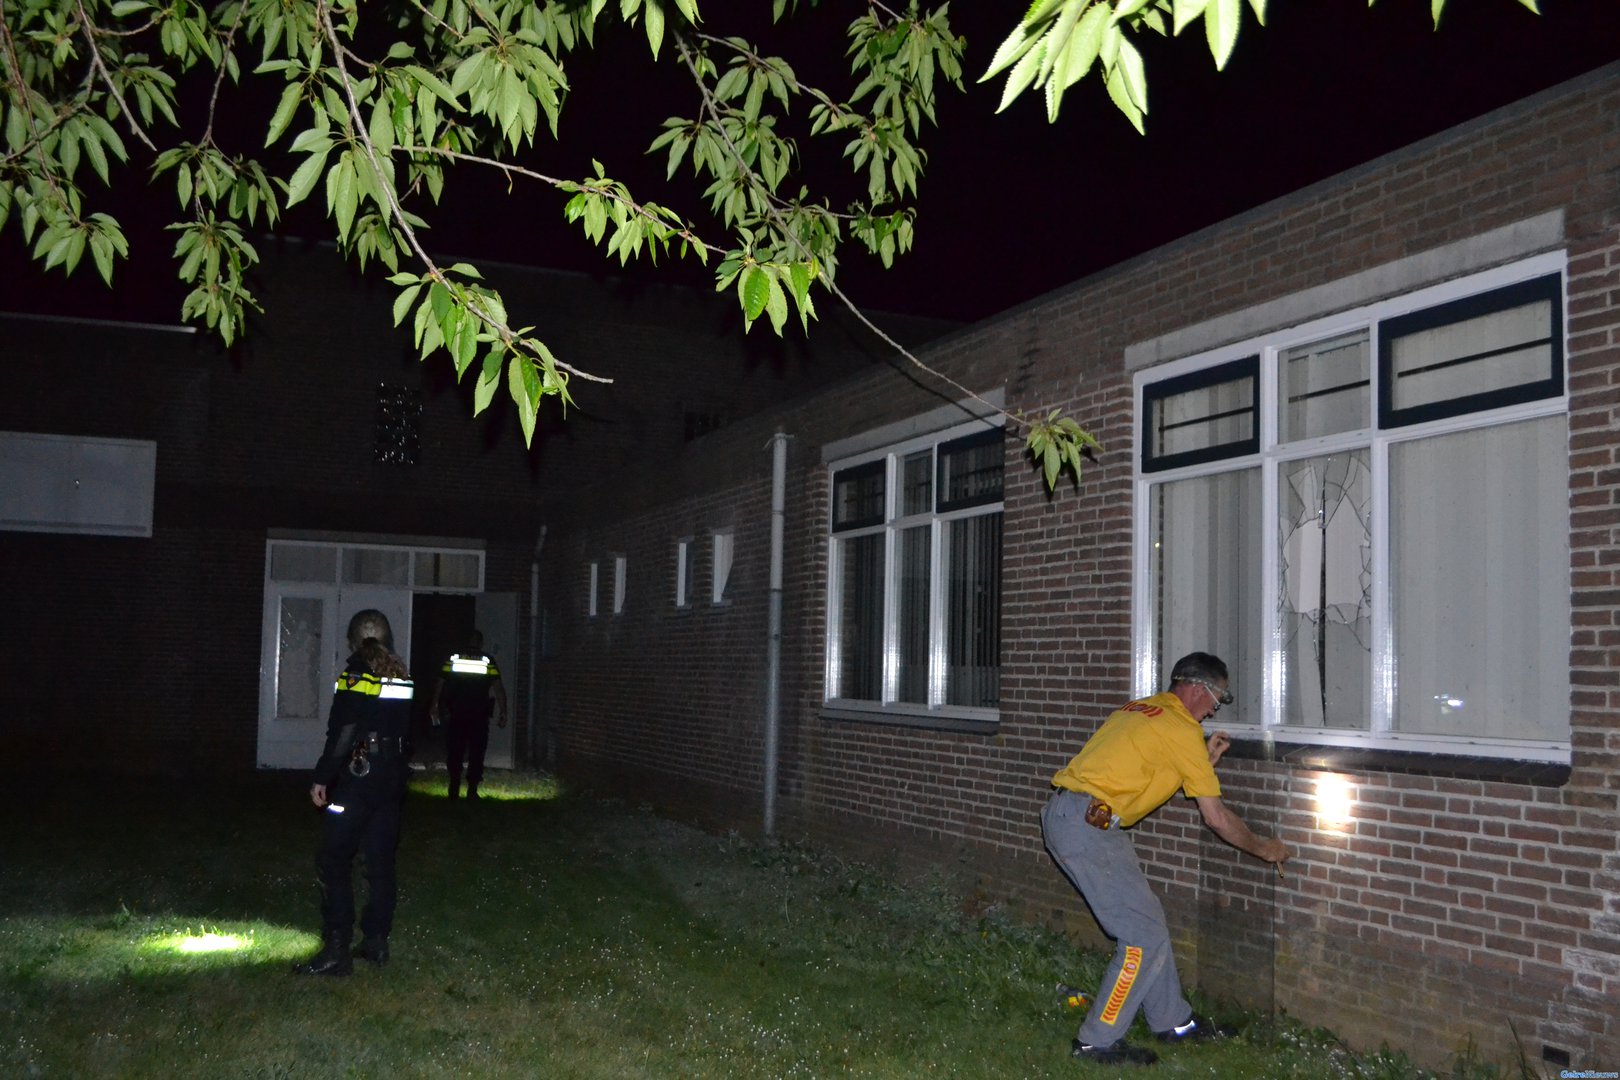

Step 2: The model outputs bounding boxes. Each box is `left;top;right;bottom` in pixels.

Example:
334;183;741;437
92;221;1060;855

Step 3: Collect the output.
0;241;954;773
3;58;1618;1072
547;65;1620;1068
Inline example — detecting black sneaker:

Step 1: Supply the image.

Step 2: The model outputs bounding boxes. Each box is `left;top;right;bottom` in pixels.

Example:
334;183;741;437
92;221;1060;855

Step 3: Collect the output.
1155;1013;1236;1042
1071;1038;1158;1066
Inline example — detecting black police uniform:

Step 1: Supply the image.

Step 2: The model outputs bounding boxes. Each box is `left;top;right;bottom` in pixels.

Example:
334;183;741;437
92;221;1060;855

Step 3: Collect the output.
312;652;414;949
439;652;501;797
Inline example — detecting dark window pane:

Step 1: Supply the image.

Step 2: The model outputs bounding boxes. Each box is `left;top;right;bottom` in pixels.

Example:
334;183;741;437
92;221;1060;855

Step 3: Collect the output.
897;525;931;704
836;533;885;700
832;461;885;531
901;450;933;517
938;429;1003;511
945;512;1001;707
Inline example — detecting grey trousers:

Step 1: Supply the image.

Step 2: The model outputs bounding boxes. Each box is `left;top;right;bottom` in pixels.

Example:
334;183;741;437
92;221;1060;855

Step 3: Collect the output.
1042;788;1194;1046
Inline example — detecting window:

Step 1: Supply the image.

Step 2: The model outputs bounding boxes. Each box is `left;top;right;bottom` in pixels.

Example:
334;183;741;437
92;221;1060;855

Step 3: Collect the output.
266;539;484;592
711;530;734;604
826;419;1004;723
613;555;627;615
1135;255;1569;761
675;538;693;608
587;561;599;618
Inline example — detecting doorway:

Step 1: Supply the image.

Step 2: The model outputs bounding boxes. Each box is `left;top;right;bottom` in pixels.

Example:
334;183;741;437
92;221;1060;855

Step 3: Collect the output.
257;536;488;770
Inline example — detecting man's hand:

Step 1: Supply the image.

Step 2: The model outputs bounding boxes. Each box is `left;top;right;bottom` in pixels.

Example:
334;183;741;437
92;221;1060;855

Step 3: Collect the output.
310;783;328;808
1207;730;1231;766
1258;837;1291;865
498;713;508;729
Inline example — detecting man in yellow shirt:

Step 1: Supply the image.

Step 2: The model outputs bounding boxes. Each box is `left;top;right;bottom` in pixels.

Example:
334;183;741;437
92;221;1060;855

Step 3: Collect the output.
1044;652;1290;1067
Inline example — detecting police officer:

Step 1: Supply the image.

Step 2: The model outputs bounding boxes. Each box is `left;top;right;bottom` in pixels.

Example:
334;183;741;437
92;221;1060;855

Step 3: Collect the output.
1043;652;1291;1066
429;630;507;800
297;609;413;976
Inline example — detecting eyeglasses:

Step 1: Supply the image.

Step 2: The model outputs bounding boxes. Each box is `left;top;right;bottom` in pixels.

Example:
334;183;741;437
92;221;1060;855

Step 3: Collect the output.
1177;677;1234;708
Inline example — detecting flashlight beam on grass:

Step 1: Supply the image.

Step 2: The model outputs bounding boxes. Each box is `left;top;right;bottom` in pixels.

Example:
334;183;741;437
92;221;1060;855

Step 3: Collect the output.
178;933;248;954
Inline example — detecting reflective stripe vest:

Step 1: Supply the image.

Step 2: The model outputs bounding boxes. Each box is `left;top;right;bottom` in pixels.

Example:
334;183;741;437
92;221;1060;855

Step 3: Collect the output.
443;653;497;678
335;672;416;701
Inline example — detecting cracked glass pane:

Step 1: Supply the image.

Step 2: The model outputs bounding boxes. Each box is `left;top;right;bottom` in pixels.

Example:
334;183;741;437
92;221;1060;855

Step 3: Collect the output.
1279;452;1372;728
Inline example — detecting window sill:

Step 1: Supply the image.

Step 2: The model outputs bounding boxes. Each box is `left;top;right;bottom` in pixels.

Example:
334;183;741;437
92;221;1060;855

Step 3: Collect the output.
1224;737;1571;787
820;704;999;735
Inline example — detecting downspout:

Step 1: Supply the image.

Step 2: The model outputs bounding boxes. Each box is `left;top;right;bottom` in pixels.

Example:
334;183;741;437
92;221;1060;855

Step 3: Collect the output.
764;431;789;836
527;525;547;768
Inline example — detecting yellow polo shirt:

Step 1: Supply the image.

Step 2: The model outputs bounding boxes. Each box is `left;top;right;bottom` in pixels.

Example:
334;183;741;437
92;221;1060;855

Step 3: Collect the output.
1051;691;1221;827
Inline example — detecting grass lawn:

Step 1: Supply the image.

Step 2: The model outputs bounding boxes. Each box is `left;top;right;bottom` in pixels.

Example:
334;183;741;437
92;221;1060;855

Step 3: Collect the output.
0;770;1534;1079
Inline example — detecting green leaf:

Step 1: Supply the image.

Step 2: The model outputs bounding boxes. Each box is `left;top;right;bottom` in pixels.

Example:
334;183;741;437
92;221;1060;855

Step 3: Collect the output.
473;350;502;414
284;150;329;207
979;21;1036;82
740;265;770;324
507;355;539;445
1173;0;1210;35
764;272;787;334
266;83;302;146
1059;3;1110;90
392;283;422;326
1114;35;1147;112
996;39;1046;113
1043;442;1059;489
644;0;665;57
1037;0;1087;85
1204;0;1241;70
1104;63;1145;133
90;232;114;285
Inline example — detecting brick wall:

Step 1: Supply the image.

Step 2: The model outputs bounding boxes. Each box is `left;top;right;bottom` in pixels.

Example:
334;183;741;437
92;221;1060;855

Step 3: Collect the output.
550;64;1620;1069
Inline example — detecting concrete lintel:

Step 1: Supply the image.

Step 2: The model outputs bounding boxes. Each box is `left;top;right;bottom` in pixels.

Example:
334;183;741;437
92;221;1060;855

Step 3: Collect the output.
1123;210;1566;372
820;386;1005;465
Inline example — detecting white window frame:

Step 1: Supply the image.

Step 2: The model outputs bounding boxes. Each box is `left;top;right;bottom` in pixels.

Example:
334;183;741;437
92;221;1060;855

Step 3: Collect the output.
674;538;693;608
1132;252;1571;763
824;415;1004;726
612;554;627;615
266;537;485;593
587;561;599;618
711;529;734;605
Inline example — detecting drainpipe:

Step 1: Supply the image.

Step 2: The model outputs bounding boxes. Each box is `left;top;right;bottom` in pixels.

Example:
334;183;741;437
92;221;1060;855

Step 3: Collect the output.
527;525;547;768
764;431;789;836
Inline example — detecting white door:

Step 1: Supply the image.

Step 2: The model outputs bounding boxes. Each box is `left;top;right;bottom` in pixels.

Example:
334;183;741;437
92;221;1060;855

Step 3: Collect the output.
257;585;413;770
258;585;339;769
475;592;519;769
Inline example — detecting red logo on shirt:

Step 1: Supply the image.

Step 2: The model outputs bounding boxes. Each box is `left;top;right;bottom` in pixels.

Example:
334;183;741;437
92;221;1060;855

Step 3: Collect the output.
1121;701;1163;717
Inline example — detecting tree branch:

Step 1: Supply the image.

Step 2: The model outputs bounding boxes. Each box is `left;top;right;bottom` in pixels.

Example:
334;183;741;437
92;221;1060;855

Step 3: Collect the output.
72;0;156;151
674;35;1007;425
314;0;610;384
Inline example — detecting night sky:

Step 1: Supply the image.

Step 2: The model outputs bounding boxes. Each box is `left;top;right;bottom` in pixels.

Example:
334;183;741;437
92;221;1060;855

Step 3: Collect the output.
3;0;1620;326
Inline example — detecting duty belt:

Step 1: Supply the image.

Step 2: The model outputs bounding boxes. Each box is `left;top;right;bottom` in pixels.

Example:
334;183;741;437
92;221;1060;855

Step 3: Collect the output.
348;733;405;777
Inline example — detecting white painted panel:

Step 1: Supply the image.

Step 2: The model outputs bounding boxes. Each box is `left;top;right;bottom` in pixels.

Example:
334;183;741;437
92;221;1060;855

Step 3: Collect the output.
0;432;156;536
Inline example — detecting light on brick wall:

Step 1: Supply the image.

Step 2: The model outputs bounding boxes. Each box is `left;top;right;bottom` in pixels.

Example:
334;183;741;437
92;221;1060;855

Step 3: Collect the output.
1314;774;1354;831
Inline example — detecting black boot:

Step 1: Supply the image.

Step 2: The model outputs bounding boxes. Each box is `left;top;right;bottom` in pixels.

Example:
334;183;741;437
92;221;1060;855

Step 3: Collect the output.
295;930;352;976
355;935;390;966
448;779;460;799
467;784;480;801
